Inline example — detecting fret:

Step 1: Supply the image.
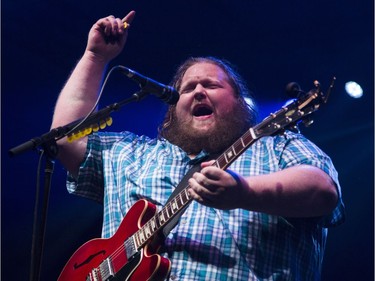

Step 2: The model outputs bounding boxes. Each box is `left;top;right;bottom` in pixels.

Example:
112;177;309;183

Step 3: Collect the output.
144;223;151;238
166;203;172;215
177;195;181;205
180;190;186;203
216;155;227;170
156;215;161;229
240;135;245;147
150;217;157;232
242;130;254;147
139;231;145;243
225;146;236;162
165;204;170;218
178;193;184;206
166;205;172;219
184;188;190;201
223;148;230;163
233;139;244;155
159;210;166;225
169;202;175;214
164;208;170;220
134;232;140;248
223;149;229;164
171;200;178;213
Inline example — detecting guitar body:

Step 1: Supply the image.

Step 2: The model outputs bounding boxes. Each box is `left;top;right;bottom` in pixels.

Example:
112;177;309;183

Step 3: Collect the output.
58;199;171;281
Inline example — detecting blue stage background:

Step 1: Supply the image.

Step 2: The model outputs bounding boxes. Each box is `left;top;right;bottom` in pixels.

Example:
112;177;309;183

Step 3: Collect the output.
2;1;373;280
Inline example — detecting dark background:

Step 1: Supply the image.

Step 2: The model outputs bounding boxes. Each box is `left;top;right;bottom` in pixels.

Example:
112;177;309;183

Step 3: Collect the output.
2;1;373;280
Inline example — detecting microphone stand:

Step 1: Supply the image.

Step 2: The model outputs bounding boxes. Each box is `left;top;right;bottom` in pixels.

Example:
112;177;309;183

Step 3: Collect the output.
9;90;150;281
9;90;149;157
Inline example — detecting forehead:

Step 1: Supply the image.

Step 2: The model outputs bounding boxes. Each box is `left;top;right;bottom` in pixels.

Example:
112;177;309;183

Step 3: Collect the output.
181;62;229;83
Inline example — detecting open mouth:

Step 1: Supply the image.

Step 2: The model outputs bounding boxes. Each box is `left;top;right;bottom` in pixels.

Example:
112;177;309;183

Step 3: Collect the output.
192;104;213;117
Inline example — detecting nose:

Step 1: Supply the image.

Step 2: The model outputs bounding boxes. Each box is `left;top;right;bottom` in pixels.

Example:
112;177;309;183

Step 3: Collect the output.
193;84;207;101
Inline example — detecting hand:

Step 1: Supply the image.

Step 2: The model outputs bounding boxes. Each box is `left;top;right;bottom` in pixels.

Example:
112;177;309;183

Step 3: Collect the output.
188;160;248;210
85;11;136;62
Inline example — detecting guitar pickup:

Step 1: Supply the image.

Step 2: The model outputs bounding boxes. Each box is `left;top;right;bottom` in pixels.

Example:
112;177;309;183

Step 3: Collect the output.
124;236;137;259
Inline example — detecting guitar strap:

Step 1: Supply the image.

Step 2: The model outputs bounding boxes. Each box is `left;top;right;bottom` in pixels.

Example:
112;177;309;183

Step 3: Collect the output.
161;154;217;238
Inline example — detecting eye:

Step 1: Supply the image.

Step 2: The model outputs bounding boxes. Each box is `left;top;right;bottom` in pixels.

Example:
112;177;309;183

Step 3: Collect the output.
180;84;195;94
204;82;221;89
180;88;192;94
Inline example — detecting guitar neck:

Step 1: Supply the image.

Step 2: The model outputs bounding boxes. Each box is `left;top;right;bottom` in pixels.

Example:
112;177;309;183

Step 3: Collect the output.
133;128;258;249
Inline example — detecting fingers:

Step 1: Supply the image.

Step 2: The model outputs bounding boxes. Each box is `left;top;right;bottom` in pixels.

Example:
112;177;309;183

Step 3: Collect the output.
191;166;235;191
188;166;242;207
188;177;218;206
188;169;225;201
86;12;135;60
188;188;215;206
97;11;136;38
200;159;215;168
98;15;124;37
122;10;136;26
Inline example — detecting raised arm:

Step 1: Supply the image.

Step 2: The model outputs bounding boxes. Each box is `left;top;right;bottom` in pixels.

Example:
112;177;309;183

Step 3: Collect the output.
51;11;136;177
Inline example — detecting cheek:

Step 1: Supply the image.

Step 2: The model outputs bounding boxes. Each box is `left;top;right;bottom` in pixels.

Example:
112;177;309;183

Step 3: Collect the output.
175;96;191;115
215;96;238;114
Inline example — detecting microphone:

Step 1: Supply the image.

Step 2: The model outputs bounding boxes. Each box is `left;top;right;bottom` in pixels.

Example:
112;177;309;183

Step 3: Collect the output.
118;66;179;105
285;82;303;98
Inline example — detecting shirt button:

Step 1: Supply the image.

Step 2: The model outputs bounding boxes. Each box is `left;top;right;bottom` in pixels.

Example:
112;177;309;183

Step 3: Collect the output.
170;274;177;280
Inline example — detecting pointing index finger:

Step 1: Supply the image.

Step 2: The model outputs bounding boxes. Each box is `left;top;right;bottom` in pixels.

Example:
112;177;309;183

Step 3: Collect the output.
122;10;136;29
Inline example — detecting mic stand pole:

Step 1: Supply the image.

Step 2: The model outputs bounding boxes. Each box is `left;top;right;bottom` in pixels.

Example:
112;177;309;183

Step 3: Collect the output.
9;90;150;281
29;147;55;281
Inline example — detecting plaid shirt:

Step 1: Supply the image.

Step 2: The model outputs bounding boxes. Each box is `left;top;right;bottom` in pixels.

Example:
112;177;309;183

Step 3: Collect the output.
67;130;344;281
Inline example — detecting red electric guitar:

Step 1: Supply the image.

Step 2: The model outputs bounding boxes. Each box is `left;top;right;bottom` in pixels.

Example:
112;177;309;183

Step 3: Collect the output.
58;80;332;281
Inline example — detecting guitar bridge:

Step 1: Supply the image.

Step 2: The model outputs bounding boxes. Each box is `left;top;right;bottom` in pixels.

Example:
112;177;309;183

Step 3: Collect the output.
87;258;114;281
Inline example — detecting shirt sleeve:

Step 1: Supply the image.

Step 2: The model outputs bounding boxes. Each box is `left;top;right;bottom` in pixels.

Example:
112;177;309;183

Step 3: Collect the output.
66;131;136;202
276;131;345;227
66;133;106;204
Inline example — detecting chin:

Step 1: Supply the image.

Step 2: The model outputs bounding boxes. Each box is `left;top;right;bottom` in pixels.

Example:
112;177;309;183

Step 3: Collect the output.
192;119;216;129
191;125;215;135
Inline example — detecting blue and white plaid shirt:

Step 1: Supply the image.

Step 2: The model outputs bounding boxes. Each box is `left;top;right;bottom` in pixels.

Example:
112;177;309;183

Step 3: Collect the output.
67;130;345;280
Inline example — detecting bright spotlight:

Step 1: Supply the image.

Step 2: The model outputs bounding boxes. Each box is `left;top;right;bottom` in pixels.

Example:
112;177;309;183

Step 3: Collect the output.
345;81;363;98
244;97;256;109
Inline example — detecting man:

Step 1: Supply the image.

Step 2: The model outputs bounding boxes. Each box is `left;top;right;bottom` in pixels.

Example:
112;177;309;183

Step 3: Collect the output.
53;11;345;280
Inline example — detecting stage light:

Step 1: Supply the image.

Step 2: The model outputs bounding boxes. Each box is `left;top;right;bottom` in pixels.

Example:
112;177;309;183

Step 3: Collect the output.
345;81;363;98
245;97;256;109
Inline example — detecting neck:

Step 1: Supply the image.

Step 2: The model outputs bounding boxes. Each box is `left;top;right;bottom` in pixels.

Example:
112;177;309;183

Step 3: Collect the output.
187;154;197;159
